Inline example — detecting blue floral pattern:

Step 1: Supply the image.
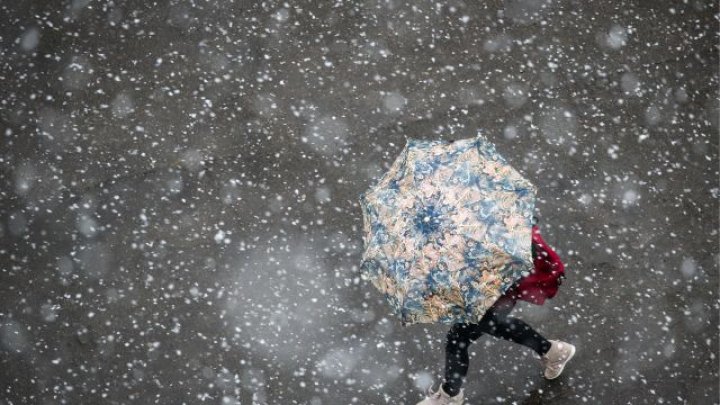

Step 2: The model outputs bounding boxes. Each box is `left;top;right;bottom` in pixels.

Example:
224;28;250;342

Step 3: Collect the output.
359;133;537;326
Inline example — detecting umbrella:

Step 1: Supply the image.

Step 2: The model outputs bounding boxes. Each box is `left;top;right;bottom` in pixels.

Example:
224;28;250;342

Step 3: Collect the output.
358;133;537;326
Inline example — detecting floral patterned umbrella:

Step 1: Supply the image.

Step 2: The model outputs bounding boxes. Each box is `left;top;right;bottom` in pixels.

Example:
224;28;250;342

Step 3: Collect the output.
358;133;537;326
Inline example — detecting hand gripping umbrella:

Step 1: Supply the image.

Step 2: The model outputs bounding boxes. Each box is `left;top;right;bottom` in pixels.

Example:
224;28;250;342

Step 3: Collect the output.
358;133;537;326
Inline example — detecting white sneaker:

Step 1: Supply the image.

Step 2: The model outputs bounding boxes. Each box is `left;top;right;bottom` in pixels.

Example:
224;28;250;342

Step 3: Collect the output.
539;339;576;379
416;382;464;405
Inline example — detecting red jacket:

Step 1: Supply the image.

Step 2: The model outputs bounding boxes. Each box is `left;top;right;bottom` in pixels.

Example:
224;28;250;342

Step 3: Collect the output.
504;225;566;305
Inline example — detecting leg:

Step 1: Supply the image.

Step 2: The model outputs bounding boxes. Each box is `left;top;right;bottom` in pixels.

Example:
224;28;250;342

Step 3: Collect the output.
478;295;552;356
482;316;552;355
441;322;484;396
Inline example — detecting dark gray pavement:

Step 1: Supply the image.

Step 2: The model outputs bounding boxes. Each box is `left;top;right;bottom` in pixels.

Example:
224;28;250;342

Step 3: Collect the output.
1;0;718;404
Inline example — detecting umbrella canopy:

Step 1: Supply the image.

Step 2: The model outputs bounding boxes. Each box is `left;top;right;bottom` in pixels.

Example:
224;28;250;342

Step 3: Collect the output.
358;133;537;326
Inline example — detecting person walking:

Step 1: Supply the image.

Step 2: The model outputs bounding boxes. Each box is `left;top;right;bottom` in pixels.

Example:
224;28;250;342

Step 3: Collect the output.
417;217;576;405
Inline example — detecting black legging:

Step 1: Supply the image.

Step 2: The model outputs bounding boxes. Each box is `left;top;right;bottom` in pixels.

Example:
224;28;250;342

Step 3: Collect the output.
441;293;552;396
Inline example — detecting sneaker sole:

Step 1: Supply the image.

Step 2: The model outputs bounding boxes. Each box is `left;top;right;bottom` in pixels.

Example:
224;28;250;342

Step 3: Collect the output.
544;344;576;380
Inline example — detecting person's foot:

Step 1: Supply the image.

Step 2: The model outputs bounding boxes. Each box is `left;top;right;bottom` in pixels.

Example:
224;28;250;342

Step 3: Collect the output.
415;382;464;405
539;339;576;379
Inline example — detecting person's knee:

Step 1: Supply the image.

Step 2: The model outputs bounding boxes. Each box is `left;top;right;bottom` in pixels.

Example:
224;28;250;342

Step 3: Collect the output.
479;311;509;334
481;308;504;323
446;325;472;350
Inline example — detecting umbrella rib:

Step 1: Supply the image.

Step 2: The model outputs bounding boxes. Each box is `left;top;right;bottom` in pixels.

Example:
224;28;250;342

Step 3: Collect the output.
390;191;418;269
456;187;472;205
